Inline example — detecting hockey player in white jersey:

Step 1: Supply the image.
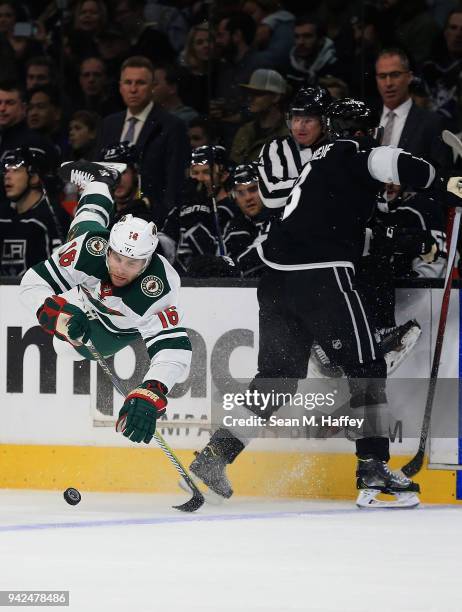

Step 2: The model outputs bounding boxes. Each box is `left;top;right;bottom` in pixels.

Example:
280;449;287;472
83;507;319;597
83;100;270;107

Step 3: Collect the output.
20;160;192;444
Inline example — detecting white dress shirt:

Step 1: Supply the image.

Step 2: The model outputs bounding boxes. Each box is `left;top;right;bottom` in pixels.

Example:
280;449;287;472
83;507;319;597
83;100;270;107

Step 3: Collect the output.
379;97;413;148
121;101;154;144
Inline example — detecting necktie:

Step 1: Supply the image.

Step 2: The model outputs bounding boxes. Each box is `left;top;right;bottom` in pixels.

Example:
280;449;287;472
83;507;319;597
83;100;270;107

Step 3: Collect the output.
381;111;396;146
124;116;138;144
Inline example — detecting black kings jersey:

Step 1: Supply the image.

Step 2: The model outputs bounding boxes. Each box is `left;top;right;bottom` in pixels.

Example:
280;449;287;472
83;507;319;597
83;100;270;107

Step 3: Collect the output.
258;139;435;270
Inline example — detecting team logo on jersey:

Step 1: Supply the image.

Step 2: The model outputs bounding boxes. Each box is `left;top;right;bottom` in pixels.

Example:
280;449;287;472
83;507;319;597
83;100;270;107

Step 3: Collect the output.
332;339;342;350
141;275;164;297
86;236;107;256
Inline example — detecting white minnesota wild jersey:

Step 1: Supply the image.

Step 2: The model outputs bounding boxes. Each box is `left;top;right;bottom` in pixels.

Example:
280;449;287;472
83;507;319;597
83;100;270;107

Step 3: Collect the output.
20;181;192;390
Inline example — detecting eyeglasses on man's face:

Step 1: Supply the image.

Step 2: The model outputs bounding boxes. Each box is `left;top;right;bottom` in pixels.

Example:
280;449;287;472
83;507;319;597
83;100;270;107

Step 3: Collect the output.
376;70;409;81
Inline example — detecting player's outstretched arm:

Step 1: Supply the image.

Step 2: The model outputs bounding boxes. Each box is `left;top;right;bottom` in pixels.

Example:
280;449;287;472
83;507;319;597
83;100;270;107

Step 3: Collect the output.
19;229;108;318
365;146;436;190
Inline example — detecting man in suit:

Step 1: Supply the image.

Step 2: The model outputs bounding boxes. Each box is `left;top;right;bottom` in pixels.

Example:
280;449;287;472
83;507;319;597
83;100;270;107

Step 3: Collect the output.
98;56;190;224
375;48;451;169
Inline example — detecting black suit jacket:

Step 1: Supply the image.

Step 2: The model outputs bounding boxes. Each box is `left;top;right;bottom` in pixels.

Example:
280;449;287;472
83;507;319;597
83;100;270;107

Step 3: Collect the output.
397;103;451;170
99;105;190;223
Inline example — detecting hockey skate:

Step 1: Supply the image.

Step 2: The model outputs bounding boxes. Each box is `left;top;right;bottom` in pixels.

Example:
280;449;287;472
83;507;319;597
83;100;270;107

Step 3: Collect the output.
379;319;422;375
177;450;228;504
190;447;233;498
309;342;343;378
59;160;127;190
356;456;420;508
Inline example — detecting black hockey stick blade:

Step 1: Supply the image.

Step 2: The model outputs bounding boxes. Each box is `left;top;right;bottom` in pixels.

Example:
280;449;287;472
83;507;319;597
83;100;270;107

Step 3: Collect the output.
401;450;424;478
173;486;205;512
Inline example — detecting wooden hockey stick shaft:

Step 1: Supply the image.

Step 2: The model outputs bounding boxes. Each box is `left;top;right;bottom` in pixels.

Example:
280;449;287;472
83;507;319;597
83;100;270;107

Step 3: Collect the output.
85;340;205;512
401;129;462;477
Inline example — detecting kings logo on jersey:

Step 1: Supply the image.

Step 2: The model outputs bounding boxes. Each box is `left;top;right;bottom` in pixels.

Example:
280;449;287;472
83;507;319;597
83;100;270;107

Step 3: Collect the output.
86;236;107;256
141;275;164;298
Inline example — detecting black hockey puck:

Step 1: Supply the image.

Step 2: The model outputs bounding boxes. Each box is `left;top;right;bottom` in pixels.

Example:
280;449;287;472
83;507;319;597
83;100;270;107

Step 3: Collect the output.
63;487;81;506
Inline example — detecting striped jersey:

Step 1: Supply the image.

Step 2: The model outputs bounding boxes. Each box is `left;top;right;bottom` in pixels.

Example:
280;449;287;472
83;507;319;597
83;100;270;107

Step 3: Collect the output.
257;136;317;209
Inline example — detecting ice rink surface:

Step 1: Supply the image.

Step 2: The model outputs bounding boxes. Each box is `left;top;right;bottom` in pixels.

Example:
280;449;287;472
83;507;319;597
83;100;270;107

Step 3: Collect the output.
0;490;461;612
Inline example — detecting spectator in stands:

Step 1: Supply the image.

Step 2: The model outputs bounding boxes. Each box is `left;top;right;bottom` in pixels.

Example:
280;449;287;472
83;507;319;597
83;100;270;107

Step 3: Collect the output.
26;85;65;153
242;0;295;69
213;13;261;147
73;0;107;36
25;56;55;90
178;22;210;115
0;1;17;79
5;23;45;77
314;0;356;66
0;0;15;37
409;76;432;110
378;0;440;65
318;75;349;99
76;56;123;116
422;9;462;129
0;147;62;277
286;14;340;92
67;110;100;161
152;64;199;125
95;24;131;83
376;48;450;167
188;117;211;150
98;56;190;224
0;80;57;160
144;0;189;53
348;5;382;100
230;69;288;164
70;0;107;59
113;0;175;65
224;163;276;277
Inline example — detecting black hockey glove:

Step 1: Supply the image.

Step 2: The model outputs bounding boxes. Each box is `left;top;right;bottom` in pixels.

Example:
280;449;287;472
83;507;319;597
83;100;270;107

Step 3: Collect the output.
372;225;437;260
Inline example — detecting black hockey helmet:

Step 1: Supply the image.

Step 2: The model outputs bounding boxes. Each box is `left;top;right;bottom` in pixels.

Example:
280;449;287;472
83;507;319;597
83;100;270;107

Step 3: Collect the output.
287;86;332;119
191;145;228;168
101;141;139;167
1;146;49;177
325;98;378;140
231;162;259;186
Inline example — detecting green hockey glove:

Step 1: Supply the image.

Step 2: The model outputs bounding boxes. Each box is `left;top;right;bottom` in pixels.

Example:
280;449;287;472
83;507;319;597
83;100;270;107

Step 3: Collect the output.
116;380;168;444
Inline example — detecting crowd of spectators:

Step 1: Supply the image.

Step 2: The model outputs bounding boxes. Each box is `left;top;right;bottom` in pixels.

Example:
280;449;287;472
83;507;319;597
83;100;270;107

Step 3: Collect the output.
0;0;461;280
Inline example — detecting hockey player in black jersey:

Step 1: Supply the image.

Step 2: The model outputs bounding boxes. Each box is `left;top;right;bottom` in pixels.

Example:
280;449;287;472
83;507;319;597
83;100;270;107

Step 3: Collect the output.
0;147;63;277
223;163;277;277
158;145;236;274
189;98;461;508
311;182;448;378
373;183;447;279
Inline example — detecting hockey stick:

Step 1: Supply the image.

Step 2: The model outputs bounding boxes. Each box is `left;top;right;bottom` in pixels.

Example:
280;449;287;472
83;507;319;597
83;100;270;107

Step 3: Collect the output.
401;129;462;477
211;191;226;256
85;340;205;512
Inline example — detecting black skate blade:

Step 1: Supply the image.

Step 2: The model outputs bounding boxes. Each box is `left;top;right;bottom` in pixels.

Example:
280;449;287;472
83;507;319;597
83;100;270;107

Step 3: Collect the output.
172;488;205;512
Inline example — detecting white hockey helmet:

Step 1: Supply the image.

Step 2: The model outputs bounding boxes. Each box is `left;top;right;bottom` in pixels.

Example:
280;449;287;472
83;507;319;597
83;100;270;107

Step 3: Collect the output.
108;214;158;272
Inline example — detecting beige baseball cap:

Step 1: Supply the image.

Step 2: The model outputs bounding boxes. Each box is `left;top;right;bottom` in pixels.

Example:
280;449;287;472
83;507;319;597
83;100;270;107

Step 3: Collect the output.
240;69;287;94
